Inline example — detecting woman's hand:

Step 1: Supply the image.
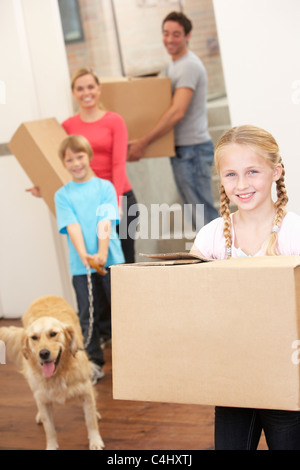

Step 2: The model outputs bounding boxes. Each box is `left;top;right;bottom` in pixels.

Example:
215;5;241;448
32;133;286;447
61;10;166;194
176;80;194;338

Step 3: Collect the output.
26;186;41;198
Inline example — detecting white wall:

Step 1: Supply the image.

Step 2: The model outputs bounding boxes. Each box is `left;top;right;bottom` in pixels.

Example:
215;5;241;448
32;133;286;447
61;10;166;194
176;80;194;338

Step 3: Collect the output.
213;0;300;214
0;0;75;317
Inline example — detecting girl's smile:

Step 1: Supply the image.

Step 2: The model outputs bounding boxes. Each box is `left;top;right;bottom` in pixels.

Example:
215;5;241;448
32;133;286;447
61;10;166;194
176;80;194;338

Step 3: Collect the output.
236;192;255;201
218;143;282;213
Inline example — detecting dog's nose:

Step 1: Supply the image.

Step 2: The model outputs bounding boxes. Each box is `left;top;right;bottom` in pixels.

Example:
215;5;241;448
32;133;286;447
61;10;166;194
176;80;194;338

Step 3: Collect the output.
39;349;51;361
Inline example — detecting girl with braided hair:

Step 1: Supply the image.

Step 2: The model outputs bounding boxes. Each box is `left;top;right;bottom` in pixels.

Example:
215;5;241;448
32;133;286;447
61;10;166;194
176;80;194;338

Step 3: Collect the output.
191;125;300;449
191;124;300;260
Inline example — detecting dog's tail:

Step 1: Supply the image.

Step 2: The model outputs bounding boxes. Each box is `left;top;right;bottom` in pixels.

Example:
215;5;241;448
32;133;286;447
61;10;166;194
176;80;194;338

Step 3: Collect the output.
0;326;24;369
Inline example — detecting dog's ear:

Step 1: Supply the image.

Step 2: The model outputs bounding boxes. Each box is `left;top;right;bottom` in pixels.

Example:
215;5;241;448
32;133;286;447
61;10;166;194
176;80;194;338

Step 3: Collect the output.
65;326;78;356
21;331;30;360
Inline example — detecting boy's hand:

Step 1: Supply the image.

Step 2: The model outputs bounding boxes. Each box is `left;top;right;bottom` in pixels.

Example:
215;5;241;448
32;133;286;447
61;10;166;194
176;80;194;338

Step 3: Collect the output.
79;252;91;269
87;254;107;276
93;252;108;267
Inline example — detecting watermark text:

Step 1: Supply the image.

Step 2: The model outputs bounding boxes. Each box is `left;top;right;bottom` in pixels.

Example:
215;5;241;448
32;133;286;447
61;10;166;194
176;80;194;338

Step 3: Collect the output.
96;199;204;249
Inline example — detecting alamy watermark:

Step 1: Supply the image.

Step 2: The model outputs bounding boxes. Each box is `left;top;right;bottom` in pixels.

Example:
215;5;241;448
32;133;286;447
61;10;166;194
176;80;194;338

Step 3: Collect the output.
0;341;5;365
291;340;300;365
96;200;204;249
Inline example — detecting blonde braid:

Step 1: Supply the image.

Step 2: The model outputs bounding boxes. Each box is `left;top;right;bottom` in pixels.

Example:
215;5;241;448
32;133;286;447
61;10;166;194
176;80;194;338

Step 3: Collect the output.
266;163;288;255
219;185;232;258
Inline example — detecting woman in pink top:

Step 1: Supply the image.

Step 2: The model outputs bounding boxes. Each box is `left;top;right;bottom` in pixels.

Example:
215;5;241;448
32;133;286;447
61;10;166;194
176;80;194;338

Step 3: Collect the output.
191;125;300;450
63;68;137;264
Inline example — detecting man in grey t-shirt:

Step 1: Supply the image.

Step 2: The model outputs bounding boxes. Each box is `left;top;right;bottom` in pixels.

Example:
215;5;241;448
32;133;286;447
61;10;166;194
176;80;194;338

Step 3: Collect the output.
168;49;210;146
128;11;218;229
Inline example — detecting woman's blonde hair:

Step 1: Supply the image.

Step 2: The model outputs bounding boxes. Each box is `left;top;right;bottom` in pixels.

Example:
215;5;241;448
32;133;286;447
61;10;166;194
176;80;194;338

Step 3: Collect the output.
71;67;100;89
215;125;288;258
58;135;93;162
70;67;105;110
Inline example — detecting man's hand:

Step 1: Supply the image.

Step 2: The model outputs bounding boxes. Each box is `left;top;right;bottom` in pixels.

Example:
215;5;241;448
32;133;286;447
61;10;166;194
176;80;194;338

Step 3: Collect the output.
127;139;146;162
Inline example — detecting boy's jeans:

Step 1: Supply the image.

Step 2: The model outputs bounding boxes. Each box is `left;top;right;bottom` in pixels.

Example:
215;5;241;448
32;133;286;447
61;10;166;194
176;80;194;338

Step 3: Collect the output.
72;270;111;367
170;140;219;230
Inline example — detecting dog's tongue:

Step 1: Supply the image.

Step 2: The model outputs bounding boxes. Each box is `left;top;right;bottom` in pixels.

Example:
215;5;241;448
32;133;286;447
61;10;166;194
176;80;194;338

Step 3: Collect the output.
42;361;55;378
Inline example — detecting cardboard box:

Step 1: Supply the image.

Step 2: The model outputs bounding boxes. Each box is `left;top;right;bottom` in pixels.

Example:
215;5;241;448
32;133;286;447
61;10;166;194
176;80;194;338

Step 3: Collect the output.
100;77;175;158
111;255;300;410
9;118;71;215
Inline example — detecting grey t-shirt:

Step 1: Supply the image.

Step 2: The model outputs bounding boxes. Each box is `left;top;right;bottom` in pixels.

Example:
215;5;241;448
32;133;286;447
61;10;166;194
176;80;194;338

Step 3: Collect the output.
166;50;210;146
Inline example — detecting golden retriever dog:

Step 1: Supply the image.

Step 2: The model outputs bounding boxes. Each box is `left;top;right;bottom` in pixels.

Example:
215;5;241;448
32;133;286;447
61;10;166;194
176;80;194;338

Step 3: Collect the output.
0;295;104;450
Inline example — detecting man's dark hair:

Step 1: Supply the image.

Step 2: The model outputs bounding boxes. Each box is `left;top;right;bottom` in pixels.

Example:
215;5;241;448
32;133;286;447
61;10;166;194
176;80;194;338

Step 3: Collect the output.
162;11;193;35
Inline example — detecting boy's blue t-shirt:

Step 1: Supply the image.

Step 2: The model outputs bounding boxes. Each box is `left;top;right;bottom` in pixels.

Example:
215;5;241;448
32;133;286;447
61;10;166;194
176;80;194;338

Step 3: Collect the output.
54;177;125;275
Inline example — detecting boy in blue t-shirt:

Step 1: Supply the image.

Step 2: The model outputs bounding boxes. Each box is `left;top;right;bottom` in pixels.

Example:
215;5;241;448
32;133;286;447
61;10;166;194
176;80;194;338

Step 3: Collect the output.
54;135;124;383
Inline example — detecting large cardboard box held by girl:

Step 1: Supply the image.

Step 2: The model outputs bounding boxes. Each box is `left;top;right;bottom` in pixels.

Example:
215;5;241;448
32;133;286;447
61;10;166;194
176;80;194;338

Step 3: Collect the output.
111;255;300;411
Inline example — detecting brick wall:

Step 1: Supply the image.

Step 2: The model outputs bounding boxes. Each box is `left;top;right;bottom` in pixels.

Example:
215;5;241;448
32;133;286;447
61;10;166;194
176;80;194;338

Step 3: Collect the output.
65;0;122;78
184;0;226;98
62;0;226;98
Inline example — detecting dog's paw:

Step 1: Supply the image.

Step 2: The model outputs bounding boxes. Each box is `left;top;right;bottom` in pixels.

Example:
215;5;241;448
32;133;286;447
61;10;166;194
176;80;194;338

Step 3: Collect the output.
89;436;105;450
46;441;59;450
96;411;102;421
35;412;42;425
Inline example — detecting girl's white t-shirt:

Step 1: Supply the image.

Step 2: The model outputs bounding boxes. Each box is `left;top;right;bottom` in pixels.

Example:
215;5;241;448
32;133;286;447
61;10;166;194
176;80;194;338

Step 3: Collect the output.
194;211;300;259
